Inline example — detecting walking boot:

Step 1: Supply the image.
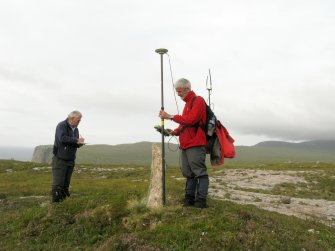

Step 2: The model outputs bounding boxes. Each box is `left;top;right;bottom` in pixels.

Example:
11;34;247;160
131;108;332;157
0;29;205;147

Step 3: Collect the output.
183;177;196;207
52;189;64;203
183;194;195;207
63;188;70;197
194;198;208;208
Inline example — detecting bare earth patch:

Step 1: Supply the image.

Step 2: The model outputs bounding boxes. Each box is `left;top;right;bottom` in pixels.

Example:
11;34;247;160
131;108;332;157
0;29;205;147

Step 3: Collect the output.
208;169;335;227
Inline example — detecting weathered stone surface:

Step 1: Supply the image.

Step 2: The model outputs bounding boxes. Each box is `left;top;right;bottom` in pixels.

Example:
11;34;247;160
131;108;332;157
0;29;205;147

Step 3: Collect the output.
31;145;53;163
146;144;163;209
208;169;335;227
280;196;292;204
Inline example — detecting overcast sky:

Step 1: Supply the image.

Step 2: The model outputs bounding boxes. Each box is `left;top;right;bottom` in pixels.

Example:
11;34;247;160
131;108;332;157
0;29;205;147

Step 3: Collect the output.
0;0;334;148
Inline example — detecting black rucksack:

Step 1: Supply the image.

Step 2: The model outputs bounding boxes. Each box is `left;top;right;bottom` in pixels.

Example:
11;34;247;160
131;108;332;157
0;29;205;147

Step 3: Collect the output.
190;96;236;161
190;96;217;137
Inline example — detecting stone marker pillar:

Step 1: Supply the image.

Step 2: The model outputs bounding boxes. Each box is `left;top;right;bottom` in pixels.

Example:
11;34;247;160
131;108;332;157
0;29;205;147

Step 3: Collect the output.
146;144;163;209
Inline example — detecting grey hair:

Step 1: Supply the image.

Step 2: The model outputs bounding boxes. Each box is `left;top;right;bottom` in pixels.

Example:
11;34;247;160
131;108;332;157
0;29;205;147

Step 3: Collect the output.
68;110;82;119
174;78;191;89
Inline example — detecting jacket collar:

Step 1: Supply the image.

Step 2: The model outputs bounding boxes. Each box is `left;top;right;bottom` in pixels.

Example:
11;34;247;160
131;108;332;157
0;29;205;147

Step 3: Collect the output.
66;119;77;129
183;90;196;103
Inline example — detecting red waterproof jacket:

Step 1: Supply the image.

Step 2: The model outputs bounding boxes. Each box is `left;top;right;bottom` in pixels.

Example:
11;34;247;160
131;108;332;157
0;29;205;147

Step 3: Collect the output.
210;120;236;166
172;91;207;149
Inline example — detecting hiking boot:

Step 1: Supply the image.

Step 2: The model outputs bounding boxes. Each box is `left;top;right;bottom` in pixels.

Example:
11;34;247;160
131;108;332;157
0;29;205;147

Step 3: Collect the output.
194;198;208;208
63;188;70;197
183;194;195;207
52;189;64;203
183;198;195;207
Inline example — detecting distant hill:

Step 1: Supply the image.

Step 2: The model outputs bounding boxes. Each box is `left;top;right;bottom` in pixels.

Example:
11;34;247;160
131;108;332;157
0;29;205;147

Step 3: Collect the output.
254;140;335;150
32;142;181;166
30;140;335;165
241;140;335;163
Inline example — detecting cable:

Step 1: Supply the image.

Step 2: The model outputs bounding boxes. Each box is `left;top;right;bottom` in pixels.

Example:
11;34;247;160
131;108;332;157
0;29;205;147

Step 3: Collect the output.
167;136;179;152
167;53;180;115
167;136;182;169
166;53;183;169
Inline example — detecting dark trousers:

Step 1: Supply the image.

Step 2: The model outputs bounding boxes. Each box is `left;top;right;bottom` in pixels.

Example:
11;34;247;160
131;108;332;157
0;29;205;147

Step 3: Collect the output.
52;156;75;193
181;146;209;200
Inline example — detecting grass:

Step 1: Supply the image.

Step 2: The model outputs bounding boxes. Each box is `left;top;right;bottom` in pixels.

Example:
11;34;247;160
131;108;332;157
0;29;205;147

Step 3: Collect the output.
0;160;335;250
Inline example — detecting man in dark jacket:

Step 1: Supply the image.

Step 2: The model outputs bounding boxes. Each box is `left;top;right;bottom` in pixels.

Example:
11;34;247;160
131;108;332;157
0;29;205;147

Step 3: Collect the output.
159;78;209;208
51;110;85;202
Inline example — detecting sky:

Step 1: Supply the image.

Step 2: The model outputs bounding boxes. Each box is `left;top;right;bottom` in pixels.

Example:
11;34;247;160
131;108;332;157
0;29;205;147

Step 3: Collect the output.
0;0;334;148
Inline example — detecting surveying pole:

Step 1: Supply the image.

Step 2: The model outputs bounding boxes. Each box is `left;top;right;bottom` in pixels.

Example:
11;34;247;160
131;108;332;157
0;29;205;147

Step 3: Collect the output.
155;48;168;206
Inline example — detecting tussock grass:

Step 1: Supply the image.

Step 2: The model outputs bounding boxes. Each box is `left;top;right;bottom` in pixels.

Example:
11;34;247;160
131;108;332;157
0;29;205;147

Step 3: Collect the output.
0;160;334;250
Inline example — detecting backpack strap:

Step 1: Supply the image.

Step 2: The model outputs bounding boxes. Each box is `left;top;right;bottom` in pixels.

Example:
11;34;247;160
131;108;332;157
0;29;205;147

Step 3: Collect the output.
190;96;197;109
180;96;205;132
191;96;206;131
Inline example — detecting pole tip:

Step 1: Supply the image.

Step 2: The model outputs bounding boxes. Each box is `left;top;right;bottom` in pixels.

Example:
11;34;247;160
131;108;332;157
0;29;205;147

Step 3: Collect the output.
155;48;168;54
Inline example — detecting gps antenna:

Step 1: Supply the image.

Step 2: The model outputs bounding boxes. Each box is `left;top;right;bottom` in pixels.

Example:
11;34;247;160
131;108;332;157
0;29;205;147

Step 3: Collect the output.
206;69;213;106
155;48;168;206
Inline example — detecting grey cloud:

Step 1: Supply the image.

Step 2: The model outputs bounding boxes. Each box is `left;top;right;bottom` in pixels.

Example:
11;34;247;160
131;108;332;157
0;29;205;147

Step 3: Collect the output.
0;0;334;147
0;67;60;89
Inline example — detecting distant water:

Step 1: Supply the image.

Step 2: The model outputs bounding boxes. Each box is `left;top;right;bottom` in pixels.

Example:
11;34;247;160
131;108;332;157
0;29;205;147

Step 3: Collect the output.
0;146;34;161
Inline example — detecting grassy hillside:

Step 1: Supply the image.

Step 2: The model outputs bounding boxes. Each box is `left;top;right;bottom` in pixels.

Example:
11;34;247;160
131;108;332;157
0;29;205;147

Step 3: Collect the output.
32;142;182;166
255;140;335;150
77;142;181;166
30;140;335;166
235;145;335;163
1;160;335;250
79;142;170;164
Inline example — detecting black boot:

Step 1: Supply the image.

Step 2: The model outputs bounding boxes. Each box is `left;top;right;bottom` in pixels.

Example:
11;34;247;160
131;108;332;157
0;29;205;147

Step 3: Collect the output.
183;194;195;207
63;188;70;197
194;198;208;208
52;189;64;203
183;178;196;206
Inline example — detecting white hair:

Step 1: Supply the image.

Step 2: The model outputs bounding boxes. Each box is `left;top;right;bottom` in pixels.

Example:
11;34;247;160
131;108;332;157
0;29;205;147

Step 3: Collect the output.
174;78;191;89
68;110;82;119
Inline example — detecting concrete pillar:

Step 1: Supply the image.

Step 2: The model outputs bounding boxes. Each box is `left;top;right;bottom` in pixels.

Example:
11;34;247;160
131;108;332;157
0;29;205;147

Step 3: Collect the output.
146;144;163;209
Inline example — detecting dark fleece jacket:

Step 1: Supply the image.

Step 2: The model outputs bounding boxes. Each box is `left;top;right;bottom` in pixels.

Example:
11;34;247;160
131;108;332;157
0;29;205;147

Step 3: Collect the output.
53;119;80;161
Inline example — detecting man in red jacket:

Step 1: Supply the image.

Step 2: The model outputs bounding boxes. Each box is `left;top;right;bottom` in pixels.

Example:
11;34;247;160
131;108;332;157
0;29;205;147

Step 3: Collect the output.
159;78;209;208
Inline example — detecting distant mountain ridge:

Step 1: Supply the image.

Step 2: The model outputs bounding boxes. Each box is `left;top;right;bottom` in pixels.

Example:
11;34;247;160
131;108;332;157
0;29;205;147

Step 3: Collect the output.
28;140;335;165
2;140;334;164
254;140;335;149
31;142;181;166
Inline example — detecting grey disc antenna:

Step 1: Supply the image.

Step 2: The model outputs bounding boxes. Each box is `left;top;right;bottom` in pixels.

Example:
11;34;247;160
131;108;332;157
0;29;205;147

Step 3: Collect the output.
155;48;168;54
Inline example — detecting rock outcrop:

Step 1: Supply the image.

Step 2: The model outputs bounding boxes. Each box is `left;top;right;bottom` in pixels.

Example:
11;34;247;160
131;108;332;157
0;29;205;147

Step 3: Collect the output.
31;145;53;163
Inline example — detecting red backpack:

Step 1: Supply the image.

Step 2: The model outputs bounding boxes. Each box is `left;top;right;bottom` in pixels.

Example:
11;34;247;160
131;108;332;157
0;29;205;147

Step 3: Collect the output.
189;96;236;166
